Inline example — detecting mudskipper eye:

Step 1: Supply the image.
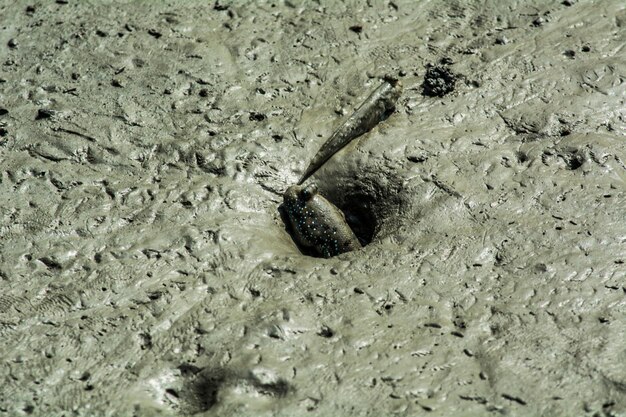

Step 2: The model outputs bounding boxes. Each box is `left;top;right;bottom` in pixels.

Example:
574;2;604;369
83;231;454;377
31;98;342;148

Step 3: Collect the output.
302;183;318;200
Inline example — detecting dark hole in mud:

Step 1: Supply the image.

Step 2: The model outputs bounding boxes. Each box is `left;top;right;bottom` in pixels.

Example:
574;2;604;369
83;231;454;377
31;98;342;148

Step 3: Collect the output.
179;368;228;414
558;149;585;170
318;325;334;338
165;388;179;398
338;194;377;246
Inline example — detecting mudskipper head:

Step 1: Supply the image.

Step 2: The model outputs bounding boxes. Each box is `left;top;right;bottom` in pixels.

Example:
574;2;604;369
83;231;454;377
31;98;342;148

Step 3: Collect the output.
381;76;403;116
283;183;318;205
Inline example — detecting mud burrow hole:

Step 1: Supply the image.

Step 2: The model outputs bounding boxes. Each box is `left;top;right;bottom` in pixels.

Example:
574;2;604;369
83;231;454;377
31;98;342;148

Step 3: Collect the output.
283;170;408;258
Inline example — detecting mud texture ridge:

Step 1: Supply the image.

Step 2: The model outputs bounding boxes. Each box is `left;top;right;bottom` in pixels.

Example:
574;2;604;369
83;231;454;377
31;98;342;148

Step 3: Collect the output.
0;1;625;416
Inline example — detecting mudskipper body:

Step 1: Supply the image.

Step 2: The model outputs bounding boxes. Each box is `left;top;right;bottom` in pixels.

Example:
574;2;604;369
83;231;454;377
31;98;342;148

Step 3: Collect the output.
282;77;402;257
283;184;361;258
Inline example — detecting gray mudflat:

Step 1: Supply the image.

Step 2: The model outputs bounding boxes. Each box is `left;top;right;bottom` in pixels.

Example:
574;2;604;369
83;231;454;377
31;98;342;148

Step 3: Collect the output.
1;1;625;416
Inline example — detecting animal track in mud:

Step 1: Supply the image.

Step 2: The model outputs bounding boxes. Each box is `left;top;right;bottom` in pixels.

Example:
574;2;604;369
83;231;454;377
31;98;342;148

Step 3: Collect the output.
162;365;293;415
542;147;586;170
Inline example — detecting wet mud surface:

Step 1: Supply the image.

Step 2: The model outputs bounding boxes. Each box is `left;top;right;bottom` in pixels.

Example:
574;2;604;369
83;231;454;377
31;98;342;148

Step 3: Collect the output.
0;1;625;416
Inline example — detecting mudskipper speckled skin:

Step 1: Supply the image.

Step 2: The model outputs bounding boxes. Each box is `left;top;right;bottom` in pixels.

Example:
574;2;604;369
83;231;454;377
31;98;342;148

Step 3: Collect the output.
283;183;361;258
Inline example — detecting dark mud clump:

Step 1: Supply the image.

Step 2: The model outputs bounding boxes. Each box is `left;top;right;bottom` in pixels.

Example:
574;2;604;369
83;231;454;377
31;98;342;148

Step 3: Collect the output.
422;62;457;97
